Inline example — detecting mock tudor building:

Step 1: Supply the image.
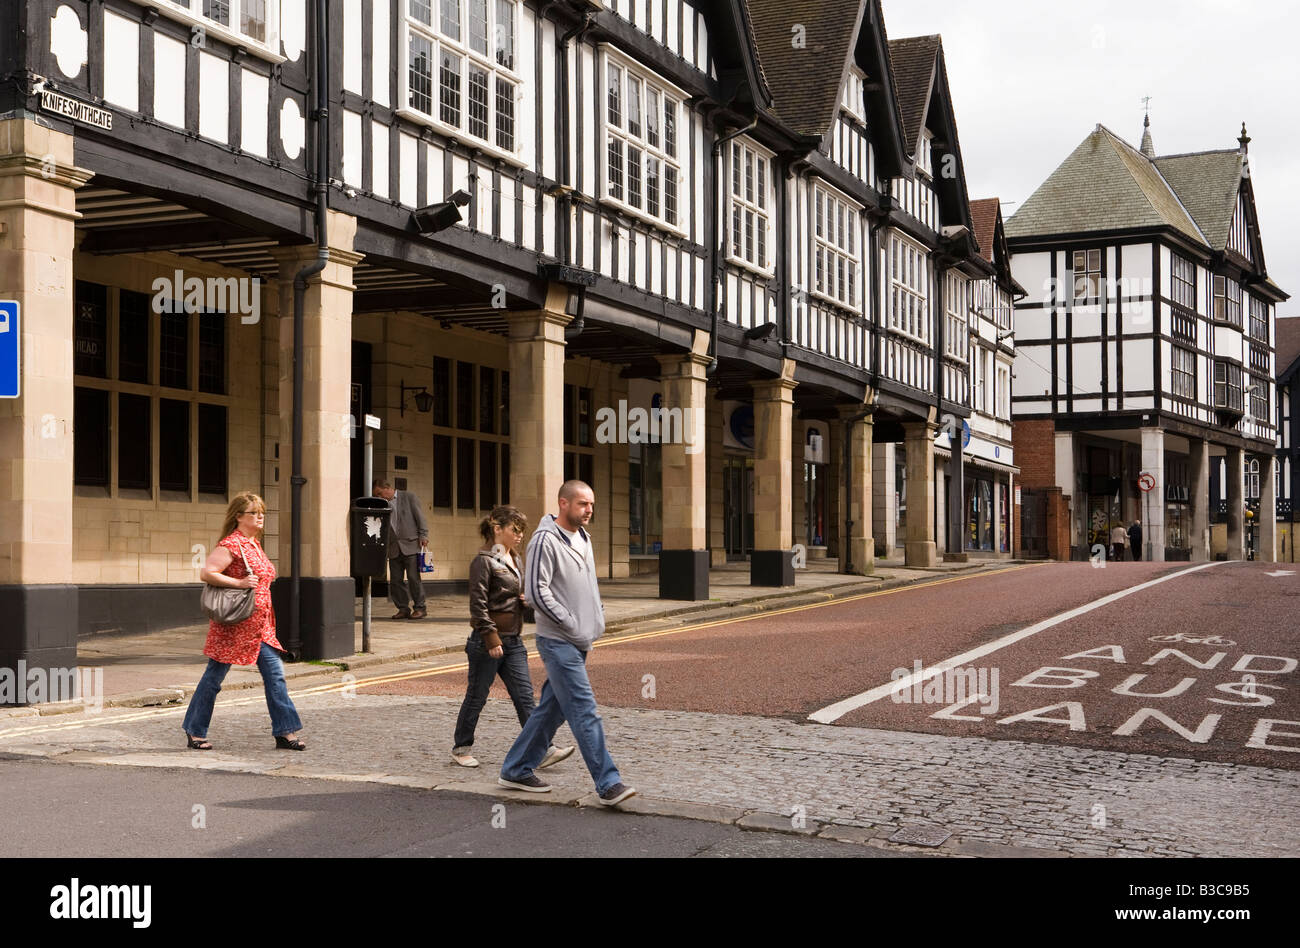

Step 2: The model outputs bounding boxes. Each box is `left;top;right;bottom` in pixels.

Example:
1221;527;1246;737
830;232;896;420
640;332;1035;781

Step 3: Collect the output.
1;0;996;678
1006;118;1289;562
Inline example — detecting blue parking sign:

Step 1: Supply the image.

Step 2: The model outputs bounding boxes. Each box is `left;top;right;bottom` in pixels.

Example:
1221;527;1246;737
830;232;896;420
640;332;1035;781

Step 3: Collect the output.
0;301;17;399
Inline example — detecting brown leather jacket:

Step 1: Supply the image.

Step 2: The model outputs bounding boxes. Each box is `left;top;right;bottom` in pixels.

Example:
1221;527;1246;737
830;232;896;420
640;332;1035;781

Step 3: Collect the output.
468;547;523;649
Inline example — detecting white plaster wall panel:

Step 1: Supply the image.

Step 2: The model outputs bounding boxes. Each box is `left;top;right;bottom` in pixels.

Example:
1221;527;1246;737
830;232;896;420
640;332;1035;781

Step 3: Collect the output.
694;257;704;310
650;0;664;42
666;0;679;55
521;187;537;251
542;194;555;256
371;121;389;198
614;0;630;20
1074;398;1102;413
634;0;648;32
198;52;229;143
343;109;363;187
1120;300;1151;333
399;132;418;207
1123;339;1153;390
580;45;596;199
372;0;390;107
1010;251;1052;307
241;69;270;158
665;247;676;300
1073;311;1101;339
451;155;470;201
528;13;546;176
681;7;694;69
476;171;492;231
696;12;707;70
1107;340;1119;395
1158;244;1170;298
1013;344;1052;397
500;177;516;244
281;0;306;61
344;0;363;94
1120;242;1154;294
692;115;704;239
633;233;646;290
1019;400;1051;415
580;209;594;268
154;34;186;127
426;144;444;204
102;10;138;112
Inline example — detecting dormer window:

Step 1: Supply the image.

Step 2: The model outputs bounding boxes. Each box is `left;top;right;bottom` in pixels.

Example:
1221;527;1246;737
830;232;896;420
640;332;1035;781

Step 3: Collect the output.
841;68;866;124
917;129;933;178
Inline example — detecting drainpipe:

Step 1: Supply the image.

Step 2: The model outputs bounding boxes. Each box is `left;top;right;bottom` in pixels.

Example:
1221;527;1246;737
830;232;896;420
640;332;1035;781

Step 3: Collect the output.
288;0;331;657
706;116;759;377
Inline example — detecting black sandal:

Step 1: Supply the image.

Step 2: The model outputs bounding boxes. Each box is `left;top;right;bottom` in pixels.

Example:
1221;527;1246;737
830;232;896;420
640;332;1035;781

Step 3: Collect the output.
185;732;213;751
275;735;307;751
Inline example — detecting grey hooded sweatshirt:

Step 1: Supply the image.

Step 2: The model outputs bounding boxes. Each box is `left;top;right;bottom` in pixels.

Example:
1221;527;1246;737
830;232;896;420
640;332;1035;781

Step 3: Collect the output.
524;514;605;650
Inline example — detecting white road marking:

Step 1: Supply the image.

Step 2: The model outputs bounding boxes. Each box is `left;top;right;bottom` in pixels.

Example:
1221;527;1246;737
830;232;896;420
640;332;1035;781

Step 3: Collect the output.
1265;570;1294;578
808;561;1227;724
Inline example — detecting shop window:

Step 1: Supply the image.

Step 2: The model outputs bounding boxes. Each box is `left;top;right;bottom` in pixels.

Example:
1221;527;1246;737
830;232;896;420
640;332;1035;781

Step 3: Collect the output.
456;361;475;430
75;282;108;379
432;358;451;427
73;388;110;487
118;290;151;384
118;394;152;492
433;434;453;508
159;399;190;493
456;437;476;509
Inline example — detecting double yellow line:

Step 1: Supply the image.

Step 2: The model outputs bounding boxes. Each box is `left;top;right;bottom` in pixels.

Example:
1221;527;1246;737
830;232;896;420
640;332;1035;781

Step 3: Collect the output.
0;564;1035;739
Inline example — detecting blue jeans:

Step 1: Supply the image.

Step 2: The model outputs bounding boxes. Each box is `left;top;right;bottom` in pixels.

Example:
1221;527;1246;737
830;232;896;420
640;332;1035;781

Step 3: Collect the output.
500;635;621;794
453;635;535;750
182;642;303;738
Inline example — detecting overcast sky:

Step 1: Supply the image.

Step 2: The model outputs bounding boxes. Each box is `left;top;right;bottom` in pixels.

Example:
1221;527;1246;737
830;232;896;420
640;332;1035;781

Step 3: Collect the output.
882;0;1299;313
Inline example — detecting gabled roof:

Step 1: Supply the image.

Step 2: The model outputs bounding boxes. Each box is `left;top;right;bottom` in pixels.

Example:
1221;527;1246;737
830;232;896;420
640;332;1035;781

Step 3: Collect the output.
1006;125;1206;245
746;0;865;139
1277;316;1300;382
1153;149;1245;252
887;35;939;157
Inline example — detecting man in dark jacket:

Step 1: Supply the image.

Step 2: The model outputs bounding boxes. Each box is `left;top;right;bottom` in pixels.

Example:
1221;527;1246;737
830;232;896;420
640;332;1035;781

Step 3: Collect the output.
1128;520;1143;562
374;479;429;619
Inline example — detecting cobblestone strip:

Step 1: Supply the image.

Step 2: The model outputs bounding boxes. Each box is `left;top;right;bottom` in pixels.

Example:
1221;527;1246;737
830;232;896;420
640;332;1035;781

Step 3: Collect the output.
2;691;1296;857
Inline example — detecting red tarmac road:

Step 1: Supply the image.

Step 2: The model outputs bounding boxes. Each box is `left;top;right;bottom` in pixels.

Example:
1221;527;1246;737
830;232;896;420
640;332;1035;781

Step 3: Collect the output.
363;560;1300;768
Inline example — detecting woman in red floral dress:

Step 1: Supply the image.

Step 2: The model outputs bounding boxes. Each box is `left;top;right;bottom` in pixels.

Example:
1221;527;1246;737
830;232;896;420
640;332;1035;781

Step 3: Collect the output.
182;491;306;750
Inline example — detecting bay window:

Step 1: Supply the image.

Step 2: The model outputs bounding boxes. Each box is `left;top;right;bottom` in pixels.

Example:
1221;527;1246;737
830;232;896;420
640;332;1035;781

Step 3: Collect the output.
813;185;860;309
889;233;930;343
602;50;683;230
405;0;520;155
727;139;773;273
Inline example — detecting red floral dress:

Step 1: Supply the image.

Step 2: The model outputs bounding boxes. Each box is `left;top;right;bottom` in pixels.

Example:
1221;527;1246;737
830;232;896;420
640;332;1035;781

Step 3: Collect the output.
203;532;285;665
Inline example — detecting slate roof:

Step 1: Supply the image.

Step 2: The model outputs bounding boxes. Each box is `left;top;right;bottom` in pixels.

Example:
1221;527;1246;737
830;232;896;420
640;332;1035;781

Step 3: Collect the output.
886;35;939;155
969;198;1000;263
1277;316;1300;380
1005;125;1206;245
747;0;864;138
1153;149;1246;252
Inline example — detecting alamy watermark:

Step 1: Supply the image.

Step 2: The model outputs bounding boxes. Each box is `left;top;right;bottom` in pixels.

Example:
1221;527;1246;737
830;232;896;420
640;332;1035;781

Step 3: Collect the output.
152;269;262;325
0;661;104;711
890;660;1001;714
594;400;705;455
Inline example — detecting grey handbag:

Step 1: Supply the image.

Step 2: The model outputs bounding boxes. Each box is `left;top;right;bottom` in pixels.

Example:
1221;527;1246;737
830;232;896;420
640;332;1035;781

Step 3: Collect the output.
200;539;257;624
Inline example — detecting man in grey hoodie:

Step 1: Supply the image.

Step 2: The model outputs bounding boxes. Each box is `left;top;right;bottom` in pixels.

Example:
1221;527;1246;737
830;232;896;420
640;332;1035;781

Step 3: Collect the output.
498;480;636;806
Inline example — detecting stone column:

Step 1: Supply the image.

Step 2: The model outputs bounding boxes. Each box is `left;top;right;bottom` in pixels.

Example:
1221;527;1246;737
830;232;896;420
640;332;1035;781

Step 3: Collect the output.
750;359;797;586
1139;427;1165;561
270;212;363;659
1188;437;1211;562
838;405;874;575
656;331;710;599
902;414;938;567
1225;445;1245;561
707;393;726;567
0;119;92;683
1260;454;1278;563
873;442;895;556
505;286;571;536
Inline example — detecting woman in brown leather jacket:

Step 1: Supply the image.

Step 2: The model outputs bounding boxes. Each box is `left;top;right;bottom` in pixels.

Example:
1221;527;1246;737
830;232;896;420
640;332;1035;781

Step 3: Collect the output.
451;505;574;769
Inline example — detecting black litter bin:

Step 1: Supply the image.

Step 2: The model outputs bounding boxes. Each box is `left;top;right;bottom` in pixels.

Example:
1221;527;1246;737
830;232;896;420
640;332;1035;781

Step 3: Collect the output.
349;497;391;578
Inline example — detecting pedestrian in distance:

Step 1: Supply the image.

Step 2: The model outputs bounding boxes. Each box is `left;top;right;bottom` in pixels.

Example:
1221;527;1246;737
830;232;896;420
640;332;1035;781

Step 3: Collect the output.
498;480;636;807
451;505;575;770
373;479;429;619
1110;523;1129;562
1128;519;1143;562
183;491;306;751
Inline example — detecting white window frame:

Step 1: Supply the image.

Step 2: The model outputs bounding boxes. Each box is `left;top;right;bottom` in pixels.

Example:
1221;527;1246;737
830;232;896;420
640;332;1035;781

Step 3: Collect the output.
811;182;861;310
995;361;1011;420
599;47;686;235
399;0;525;167
725;137;774;276
841;67;866;124
144;0;283;62
888;231;931;345
1073;248;1102;301
1171;345;1196;400
944;270;967;362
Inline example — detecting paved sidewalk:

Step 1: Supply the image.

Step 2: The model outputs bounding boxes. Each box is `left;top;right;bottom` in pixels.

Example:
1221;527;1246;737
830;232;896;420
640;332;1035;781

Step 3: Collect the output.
8;558;1014;715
